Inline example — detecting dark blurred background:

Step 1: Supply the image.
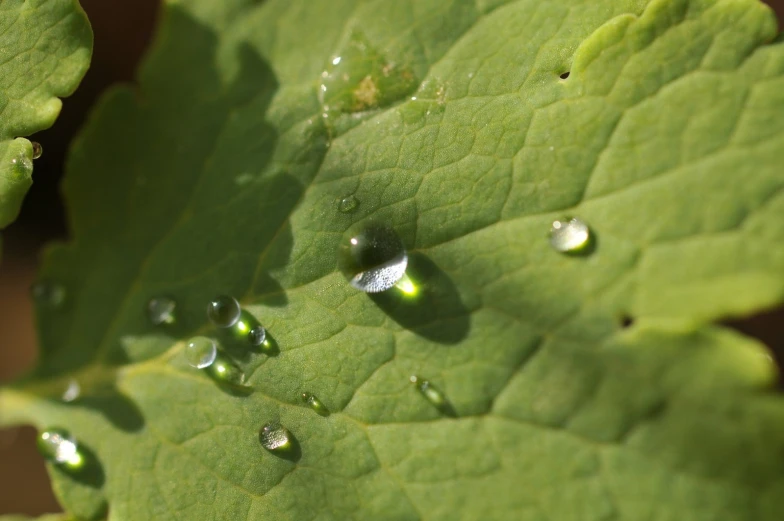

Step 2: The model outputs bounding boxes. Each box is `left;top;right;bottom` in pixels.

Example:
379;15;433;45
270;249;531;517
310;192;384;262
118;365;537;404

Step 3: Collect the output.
0;0;782;515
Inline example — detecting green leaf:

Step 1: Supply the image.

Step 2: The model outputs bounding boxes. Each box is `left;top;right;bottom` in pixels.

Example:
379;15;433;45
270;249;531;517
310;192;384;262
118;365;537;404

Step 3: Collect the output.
3;0;784;519
0;0;92;230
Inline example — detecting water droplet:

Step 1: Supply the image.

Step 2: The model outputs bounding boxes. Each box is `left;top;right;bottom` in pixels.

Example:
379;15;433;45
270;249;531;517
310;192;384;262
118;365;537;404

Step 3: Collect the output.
37;428;84;469
207;295;241;328
338;222;408;293
31;141;43;159
337;195;359;214
249;325;266;346
205;352;247;387
230;310;268;348
185;336;218;369
146;296;176;325
410;375;455;416
318;31;418;119
30;280;66;308
549;217;592;253
62;379;81;403
301;392;330;416
259;422;292;452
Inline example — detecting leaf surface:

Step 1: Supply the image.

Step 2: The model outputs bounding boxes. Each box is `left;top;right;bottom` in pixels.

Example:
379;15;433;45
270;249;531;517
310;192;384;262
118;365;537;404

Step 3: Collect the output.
0;0;91;230
3;0;784;520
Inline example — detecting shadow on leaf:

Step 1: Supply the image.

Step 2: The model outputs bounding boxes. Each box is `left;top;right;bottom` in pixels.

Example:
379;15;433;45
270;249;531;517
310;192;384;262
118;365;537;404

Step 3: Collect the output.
370;253;470;344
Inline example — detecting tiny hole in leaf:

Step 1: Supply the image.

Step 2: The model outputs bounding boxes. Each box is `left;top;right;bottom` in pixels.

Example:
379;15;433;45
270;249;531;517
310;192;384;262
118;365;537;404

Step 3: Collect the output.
619;315;634;328
559;71;570;80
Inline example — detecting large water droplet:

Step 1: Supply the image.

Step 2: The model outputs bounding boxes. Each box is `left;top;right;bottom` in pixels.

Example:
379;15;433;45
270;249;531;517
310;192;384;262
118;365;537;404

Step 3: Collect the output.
207;295;241;328
410;375;455;416
31;141;43;159
37;428;84;469
259;422;292;452
318;31;418;120
549;217;591;253
338;223;408;293
147;296;176;325
301;392;330;417
62;379;81;403
205;352;247;387
30;280;66;308
337;195;359;214
185;336;218;369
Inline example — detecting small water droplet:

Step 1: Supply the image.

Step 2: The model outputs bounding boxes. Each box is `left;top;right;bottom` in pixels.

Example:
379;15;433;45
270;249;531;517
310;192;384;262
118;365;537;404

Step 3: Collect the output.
31;142;43;159
30;280;66;308
185;336;218;369
410;375;455;416
249;325;266;346
62;379;81;403
338;222;408;293
549;217;591;253
146;296;176;325
230;310;268;348
259;422;292;452
37;428;84;469
337;195;359;214
205;352;247;387
207;295;241;328
301;392;330;416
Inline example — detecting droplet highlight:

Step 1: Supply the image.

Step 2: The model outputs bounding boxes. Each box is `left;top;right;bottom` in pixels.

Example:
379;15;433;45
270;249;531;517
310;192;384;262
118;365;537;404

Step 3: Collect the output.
147;296;176;325
230;309;268;348
259;422;292;452
337;195;359;214
338;222;408;293
30;280;66;308
410;375;455;416
37;428;84;469
185;336;218;369
207;295;241;328
549;217;591;253
301;392;330;417
31;141;43;159
205;352;247;387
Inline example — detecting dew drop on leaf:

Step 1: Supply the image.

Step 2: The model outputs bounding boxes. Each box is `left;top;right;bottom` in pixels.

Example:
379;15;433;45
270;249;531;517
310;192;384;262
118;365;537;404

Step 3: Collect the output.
37;428;84;470
337;195;359;214
30;280;66;308
249;325;266;346
146;295;176;325
207;295;241;328
31;141;43;159
259;422;292;452
185;336;218;369
410;375;454;416
231;309;267;348
301;392;330;416
549;217;591;253
338;222;408;293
